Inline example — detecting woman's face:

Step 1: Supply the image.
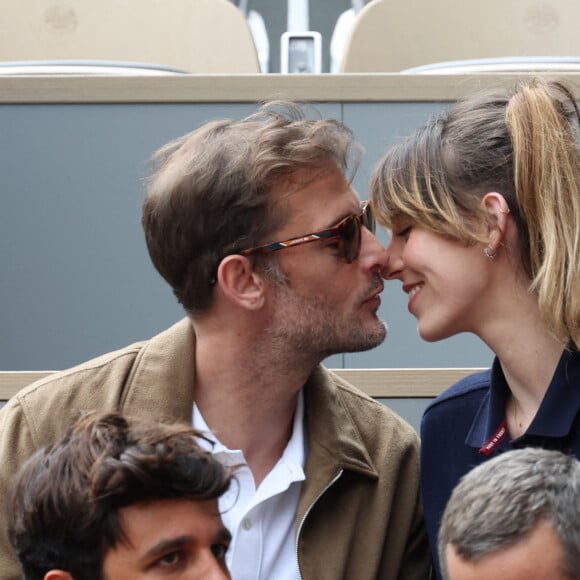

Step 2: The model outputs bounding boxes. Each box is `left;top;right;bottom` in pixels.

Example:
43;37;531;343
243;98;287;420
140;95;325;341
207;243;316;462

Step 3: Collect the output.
383;219;492;342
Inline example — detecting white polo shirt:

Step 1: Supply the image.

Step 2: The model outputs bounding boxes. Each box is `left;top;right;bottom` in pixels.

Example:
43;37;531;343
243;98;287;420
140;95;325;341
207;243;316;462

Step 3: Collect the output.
193;391;306;580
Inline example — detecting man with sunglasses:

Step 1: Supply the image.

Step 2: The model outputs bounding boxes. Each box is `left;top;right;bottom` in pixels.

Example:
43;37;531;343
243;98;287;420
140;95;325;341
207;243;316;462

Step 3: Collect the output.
0;102;430;579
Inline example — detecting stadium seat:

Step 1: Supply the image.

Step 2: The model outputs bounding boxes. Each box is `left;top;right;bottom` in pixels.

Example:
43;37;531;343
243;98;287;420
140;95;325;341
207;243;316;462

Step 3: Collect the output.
340;0;580;72
0;0;261;73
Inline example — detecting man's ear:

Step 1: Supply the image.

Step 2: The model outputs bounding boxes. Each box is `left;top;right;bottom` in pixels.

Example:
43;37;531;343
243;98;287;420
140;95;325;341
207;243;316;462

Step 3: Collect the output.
45;571;74;580
216;254;266;310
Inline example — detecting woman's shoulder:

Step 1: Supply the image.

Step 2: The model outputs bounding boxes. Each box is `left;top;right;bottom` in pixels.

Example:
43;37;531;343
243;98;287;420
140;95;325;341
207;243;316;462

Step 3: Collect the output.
424;368;491;420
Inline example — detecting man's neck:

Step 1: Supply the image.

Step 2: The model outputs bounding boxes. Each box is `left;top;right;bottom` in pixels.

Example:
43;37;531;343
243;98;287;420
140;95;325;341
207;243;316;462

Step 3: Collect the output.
193;334;311;486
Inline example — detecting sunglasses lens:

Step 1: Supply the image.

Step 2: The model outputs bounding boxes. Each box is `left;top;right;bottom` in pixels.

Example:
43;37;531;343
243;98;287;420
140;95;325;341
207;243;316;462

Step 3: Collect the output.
339;215;361;263
362;203;375;234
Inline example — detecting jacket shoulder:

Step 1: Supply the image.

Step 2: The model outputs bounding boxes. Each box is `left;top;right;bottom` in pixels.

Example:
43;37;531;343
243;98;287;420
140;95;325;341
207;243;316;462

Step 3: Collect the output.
2;341;147;443
421;369;490;445
14;341;145;403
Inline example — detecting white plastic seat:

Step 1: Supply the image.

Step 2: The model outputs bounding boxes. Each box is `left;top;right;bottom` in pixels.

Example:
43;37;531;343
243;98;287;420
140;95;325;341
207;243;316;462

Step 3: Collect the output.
340;0;580;72
0;60;187;75
0;0;261;73
403;57;580;74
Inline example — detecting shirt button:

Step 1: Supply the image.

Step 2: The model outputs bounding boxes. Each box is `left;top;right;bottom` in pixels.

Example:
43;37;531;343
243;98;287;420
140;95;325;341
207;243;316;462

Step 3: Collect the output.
241;517;253;531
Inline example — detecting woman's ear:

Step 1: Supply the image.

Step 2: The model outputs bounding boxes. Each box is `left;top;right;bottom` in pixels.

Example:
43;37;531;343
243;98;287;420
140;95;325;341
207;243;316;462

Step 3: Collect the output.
216;254;266;310
481;192;511;242
482;192;510;224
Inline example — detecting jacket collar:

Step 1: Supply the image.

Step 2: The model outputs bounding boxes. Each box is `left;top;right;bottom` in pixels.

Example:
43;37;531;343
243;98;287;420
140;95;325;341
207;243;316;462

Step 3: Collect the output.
121;318;196;423
303;366;379;479
297;366;379;527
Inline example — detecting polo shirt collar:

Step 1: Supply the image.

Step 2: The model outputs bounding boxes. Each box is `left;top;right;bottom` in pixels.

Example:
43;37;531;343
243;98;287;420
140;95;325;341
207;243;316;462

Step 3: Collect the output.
193;389;306;481
530;348;580;437
466;348;580;451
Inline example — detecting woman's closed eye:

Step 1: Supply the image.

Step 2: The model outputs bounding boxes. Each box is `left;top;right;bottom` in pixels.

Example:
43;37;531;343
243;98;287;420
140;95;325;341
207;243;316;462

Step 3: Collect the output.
394;225;413;238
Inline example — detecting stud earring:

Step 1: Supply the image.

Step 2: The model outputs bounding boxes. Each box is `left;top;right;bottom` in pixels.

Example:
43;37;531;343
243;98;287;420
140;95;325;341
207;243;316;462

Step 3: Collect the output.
484;245;496;260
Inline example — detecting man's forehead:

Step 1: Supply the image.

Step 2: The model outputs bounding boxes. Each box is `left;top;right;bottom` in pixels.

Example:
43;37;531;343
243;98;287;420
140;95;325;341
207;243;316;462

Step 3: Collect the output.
276;192;359;236
446;521;568;580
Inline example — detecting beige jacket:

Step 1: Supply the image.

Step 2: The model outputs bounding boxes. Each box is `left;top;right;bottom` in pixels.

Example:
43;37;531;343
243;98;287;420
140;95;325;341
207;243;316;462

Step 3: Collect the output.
0;319;430;579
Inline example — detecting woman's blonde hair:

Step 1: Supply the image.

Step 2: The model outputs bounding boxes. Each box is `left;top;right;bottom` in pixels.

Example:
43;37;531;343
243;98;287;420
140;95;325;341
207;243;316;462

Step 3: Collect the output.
371;78;580;348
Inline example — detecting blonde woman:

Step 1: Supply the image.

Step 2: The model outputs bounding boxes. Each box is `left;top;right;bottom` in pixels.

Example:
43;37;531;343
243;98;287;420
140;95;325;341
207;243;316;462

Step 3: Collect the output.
371;78;580;580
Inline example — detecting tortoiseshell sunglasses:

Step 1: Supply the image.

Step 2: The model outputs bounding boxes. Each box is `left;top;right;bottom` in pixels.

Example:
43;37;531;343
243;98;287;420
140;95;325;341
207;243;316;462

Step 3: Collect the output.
240;201;374;264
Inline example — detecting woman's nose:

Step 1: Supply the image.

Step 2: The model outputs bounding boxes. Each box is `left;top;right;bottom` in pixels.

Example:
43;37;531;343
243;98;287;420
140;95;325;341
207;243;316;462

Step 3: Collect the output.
381;240;404;280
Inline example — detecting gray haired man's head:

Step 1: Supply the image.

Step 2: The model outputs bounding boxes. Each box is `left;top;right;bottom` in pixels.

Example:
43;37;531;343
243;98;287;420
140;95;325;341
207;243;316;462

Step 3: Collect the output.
438;447;580;580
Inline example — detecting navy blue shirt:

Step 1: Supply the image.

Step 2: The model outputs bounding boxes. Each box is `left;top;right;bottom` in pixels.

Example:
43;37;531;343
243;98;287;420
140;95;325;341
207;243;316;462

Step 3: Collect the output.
421;348;580;580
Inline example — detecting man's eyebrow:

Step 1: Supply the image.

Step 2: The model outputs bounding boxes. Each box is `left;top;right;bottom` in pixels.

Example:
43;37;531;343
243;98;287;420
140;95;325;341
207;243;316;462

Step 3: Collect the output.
142;535;193;560
318;204;361;231
142;527;232;561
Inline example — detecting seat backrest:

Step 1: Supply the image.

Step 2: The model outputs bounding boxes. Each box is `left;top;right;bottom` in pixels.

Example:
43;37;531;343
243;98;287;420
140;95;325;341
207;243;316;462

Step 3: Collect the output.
340;0;580;72
0;0;260;73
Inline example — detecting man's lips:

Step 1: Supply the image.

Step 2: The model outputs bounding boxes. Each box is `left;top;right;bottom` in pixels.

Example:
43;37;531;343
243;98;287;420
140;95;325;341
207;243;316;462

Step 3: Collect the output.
363;284;384;306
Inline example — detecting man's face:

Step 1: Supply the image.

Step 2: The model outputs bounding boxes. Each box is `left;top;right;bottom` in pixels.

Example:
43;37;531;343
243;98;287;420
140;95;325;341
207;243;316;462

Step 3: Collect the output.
263;165;389;361
445;520;570;580
103;498;231;579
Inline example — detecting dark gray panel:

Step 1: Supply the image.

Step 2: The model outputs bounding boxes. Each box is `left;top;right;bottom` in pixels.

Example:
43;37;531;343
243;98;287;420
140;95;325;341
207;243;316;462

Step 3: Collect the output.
0;101;342;370
1;103;254;369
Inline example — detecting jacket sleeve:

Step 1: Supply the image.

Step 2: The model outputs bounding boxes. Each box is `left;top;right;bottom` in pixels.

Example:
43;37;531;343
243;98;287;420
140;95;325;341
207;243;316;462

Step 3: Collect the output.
0;398;39;579
390;434;432;580
396;480;433;580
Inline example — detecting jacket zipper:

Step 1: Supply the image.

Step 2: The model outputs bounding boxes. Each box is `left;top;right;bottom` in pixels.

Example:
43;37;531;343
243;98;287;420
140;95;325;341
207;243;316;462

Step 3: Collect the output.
295;469;344;579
